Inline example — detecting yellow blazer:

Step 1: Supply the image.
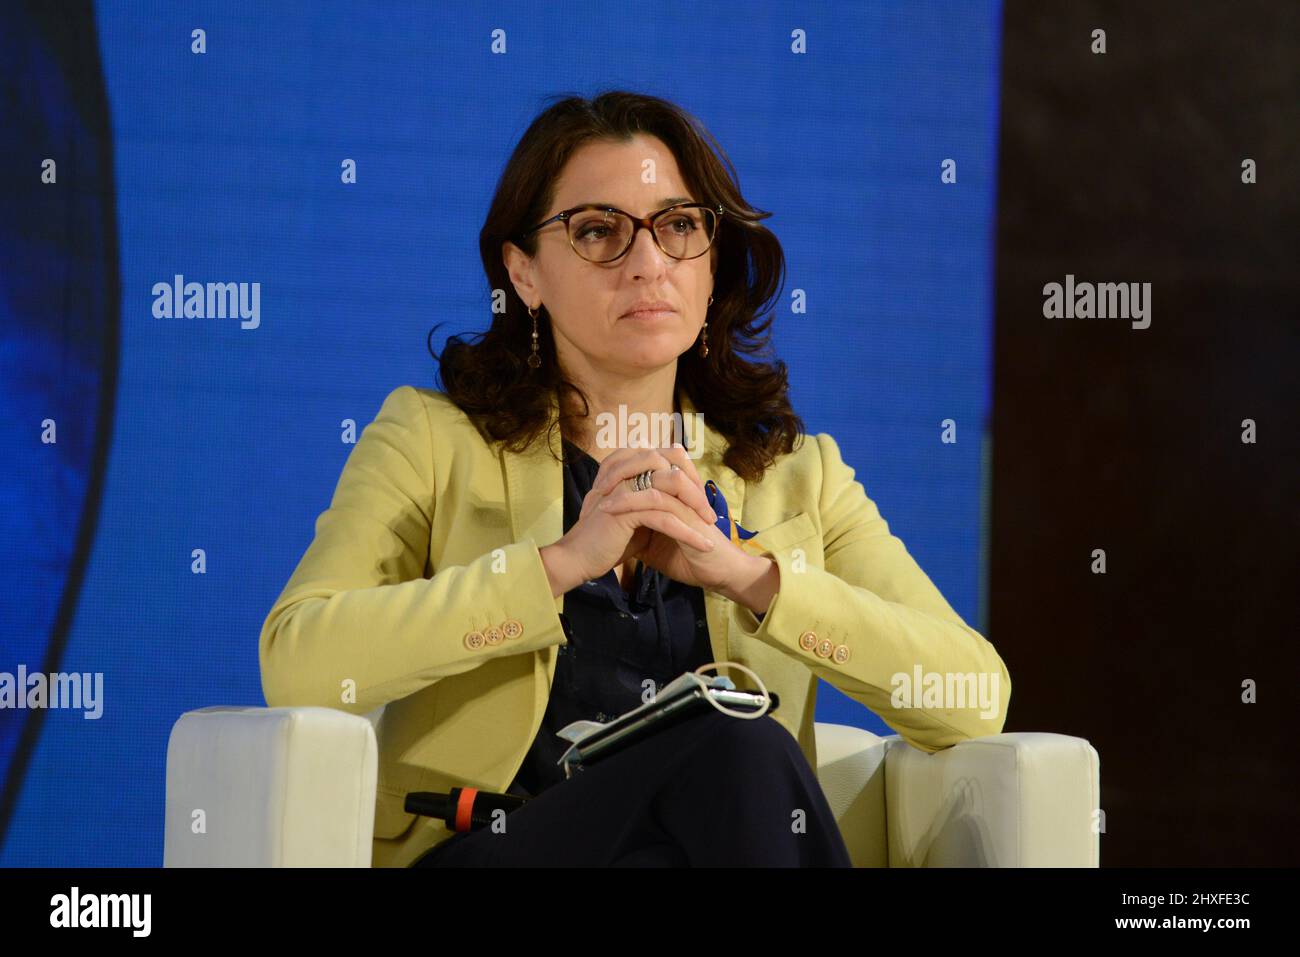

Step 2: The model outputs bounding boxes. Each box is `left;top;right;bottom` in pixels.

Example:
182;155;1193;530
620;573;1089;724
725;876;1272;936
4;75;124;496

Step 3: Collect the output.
259;384;1012;867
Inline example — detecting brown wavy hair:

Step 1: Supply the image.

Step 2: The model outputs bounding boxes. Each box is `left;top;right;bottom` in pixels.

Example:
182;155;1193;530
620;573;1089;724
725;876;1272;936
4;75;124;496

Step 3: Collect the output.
428;89;804;484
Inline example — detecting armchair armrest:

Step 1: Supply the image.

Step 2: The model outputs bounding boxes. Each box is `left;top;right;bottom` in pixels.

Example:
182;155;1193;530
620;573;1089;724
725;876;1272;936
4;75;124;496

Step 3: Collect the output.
884;731;1100;867
814;721;891;867
164;706;378;867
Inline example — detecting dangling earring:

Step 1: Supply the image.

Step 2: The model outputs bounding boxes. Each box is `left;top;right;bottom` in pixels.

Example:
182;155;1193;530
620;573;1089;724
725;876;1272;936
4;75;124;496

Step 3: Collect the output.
699;295;713;358
527;305;541;369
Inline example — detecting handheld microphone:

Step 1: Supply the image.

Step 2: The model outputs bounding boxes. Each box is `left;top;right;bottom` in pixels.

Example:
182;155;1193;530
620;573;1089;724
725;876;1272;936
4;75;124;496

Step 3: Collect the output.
404;788;528;833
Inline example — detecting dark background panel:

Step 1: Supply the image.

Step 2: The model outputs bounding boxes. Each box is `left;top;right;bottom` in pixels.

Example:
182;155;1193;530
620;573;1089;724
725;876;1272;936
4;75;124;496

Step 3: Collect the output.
993;0;1298;865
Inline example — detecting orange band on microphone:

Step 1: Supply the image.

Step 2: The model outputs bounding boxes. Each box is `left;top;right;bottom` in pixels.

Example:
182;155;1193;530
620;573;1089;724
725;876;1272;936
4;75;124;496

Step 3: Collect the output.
454;787;478;832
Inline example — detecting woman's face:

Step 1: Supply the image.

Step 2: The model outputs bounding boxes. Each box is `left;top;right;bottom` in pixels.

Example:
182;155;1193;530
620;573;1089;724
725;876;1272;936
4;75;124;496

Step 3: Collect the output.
504;133;718;381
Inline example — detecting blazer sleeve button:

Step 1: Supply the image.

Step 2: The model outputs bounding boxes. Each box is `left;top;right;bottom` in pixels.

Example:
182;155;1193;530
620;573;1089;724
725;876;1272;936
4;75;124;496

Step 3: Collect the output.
798;630;818;652
501;618;524;639
832;643;850;665
463;630;485;650
484;626;504;645
815;637;834;658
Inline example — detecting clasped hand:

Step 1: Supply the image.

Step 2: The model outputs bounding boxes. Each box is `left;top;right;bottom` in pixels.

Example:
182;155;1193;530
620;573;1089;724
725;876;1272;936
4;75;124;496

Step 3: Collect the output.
559;443;752;595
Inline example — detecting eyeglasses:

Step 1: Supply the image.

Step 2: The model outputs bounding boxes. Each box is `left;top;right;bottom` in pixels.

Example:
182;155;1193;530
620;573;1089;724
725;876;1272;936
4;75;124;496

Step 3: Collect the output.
516;202;724;263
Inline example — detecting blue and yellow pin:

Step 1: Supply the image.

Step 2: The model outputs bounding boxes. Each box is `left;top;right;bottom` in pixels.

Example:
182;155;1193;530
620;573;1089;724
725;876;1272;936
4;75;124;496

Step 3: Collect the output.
704;479;765;554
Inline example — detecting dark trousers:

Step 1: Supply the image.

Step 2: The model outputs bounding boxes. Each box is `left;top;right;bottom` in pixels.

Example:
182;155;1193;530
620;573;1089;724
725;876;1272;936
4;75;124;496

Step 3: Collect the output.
412;708;853;867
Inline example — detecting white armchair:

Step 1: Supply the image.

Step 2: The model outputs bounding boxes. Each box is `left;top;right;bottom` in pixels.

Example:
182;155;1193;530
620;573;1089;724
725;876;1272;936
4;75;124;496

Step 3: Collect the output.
164;705;1099;867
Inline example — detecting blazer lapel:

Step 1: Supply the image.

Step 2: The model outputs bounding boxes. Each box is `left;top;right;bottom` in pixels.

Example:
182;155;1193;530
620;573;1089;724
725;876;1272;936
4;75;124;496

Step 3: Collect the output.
501;383;745;668
502;395;565;562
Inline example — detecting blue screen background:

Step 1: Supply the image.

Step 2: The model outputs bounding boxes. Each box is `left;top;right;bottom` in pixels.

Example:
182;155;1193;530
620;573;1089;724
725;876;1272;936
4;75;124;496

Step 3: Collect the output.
0;0;1001;865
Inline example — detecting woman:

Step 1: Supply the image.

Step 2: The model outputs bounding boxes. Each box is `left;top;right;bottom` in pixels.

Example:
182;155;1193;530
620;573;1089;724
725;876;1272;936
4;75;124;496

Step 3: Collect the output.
259;91;1012;868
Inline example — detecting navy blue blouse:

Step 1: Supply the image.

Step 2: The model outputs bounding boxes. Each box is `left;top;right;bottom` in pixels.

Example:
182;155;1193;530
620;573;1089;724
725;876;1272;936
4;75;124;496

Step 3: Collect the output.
507;437;716;798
